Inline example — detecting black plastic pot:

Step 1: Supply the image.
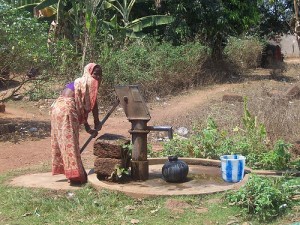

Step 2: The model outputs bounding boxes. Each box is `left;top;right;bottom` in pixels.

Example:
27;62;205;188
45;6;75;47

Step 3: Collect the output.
162;156;189;183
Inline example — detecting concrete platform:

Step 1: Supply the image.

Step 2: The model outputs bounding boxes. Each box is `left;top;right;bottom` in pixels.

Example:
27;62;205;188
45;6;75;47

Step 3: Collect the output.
89;164;249;198
9;172;83;191
8;158;249;197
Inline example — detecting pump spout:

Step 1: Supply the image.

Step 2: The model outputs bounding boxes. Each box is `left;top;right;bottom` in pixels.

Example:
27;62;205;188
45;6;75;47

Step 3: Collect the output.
147;125;173;140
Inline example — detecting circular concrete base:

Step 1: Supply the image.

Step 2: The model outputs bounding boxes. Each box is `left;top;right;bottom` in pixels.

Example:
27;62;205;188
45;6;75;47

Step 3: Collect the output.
8;158;250;196
9;173;83;191
89;161;249;198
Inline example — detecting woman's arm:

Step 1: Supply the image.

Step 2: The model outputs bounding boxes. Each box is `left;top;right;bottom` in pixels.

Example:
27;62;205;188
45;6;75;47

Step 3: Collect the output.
92;100;102;130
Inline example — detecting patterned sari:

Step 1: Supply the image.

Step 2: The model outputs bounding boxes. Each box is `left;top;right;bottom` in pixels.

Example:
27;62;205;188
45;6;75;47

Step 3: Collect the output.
51;63;99;183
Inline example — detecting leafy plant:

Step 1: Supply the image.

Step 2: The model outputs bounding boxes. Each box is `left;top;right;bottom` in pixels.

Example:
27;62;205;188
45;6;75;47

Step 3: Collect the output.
161;134;193;157
224;36;264;69
260;140;292;170
108;164;129;182
103;0;174;39
226;174;297;221
231;97;269;167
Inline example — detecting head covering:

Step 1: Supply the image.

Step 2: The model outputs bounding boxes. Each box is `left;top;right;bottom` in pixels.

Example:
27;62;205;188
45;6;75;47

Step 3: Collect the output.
74;63;100;124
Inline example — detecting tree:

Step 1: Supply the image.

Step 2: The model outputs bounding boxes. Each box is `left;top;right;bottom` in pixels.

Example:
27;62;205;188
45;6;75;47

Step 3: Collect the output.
162;0;261;59
0;1;50;102
255;0;293;37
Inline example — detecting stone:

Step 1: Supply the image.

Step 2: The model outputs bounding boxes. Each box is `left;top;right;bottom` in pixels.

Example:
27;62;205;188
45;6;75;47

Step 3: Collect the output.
93;133;130;158
285;85;300;99
0;103;5;113
94;158;124;177
222;94;243;102
266;89;283;98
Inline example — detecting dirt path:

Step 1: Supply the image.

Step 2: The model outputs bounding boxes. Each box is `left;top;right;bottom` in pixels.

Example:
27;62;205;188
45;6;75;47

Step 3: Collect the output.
1;59;299;174
0;83;240;173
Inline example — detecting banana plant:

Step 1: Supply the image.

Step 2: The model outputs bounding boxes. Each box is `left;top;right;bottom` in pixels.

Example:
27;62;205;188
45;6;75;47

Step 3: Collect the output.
2;0;57;17
104;0;174;38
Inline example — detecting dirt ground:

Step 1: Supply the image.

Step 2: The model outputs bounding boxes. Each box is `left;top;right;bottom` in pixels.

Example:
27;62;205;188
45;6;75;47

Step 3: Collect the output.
1;58;300;174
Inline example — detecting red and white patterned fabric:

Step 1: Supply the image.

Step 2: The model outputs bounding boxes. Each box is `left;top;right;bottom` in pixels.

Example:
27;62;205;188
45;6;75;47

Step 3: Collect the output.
74;63;99;124
50;63;99;183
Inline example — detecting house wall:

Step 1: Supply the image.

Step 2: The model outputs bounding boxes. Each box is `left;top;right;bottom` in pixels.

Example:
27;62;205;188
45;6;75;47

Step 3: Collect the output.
280;34;300;58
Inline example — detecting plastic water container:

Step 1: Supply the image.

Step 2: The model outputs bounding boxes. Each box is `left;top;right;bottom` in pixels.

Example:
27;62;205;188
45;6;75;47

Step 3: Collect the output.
220;155;246;183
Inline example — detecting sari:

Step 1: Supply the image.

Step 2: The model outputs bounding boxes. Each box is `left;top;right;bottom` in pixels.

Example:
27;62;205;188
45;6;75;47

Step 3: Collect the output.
51;63;99;183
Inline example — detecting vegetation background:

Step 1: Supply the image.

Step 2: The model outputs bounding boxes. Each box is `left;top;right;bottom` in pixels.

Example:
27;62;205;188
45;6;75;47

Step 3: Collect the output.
0;0;300;224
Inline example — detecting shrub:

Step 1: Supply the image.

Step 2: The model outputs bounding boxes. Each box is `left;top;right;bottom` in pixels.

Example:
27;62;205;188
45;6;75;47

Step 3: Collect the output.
224;36;264;69
99;40;210;100
226;174;297;221
260;140;292;170
0;3;50;75
156;98;295;171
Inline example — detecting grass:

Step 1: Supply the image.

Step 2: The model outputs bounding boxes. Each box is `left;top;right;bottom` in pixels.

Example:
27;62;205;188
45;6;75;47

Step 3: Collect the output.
0;166;299;225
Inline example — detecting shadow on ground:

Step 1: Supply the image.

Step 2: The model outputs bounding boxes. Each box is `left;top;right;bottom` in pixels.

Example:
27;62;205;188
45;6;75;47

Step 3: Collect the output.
0;118;51;143
0;80;21;91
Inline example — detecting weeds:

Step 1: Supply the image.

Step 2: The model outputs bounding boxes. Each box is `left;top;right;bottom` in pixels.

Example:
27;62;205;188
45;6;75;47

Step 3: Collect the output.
156;98;296;170
226;174;299;222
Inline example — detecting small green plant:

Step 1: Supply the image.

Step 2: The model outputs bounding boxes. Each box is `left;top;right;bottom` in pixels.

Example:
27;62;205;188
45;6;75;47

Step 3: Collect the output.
195;117;227;158
26;79;60;101
161;134;194;157
260;140;292;170
108;165;130;182
240;97;268;154
158;98;297;170
224;35;263;69
226;174;297;221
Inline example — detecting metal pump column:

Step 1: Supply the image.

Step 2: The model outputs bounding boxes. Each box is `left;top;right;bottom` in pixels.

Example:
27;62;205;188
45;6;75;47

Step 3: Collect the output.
115;85;151;180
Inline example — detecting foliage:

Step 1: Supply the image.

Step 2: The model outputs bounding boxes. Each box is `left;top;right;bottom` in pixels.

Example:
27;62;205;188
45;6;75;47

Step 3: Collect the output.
0;2;50;74
231;97;269;167
26;79;60;101
255;0;294;37
2;168;296;225
224;36;264;69
108;164;130;182
162;0;260;58
226;174;298;221
162;134;194;157
49;38;82;81
100;40;209;96
260;140;292;170
161;118;230;159
103;0;174;39
155;98;296;171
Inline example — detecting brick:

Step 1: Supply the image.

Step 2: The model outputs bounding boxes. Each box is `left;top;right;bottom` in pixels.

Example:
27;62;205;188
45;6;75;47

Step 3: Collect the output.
94;158;125;177
284;85;300;99
222;94;243;102
93;133;130;159
0;103;5;113
266;90;283;98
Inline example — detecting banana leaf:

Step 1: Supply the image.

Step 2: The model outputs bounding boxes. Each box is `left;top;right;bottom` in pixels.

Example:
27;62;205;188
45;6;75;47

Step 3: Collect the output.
127;15;174;32
34;0;58;10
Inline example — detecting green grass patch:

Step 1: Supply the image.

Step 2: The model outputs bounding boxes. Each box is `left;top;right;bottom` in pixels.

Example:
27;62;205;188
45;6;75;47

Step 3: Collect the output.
0;167;299;225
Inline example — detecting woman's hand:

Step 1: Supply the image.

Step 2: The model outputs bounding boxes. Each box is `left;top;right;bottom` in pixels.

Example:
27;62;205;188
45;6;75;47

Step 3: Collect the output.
94;121;102;131
88;129;98;138
84;123;98;138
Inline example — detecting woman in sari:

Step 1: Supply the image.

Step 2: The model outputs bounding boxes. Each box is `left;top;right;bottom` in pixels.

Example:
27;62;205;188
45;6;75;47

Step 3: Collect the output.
51;63;102;185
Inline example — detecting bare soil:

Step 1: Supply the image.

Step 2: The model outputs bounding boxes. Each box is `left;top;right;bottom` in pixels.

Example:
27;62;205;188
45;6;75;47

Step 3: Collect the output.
1;58;300;174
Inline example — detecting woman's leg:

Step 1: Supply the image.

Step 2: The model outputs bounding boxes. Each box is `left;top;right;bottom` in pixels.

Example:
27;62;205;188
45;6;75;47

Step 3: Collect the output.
59;102;87;184
51;97;87;184
51;103;65;175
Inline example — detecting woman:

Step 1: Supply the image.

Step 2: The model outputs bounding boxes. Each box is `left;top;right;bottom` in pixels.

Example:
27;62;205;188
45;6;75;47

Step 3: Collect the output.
51;63;102;185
